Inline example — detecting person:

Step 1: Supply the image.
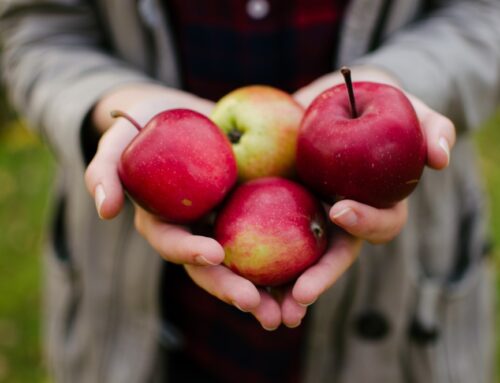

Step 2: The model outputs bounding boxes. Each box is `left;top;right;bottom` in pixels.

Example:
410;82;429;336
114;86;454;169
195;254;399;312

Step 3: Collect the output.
1;0;499;382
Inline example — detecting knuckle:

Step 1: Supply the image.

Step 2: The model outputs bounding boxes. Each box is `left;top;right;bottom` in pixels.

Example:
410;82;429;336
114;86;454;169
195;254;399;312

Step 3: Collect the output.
133;211;144;234
84;162;96;186
439;114;454;132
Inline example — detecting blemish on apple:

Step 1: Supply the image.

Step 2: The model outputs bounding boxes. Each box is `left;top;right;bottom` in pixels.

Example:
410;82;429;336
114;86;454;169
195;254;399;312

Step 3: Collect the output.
182;198;193;206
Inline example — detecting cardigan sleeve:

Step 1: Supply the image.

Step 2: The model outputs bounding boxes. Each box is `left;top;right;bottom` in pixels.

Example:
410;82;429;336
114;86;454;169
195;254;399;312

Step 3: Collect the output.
0;1;155;164
357;0;500;133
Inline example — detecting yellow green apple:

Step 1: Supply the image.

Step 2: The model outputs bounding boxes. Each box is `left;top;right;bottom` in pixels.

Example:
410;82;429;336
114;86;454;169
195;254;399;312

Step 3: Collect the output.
211;86;304;182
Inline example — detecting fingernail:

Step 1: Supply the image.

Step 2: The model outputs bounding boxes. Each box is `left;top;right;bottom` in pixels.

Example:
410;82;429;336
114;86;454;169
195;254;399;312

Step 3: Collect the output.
233;302;248;313
286;320;302;329
262;324;279;331
298;298;316;308
95;184;105;219
332;207;357;227
195;255;219;266
439;137;450;166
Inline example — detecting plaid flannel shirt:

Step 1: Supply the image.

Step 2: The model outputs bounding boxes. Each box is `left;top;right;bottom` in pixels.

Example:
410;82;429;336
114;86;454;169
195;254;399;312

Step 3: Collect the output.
162;1;348;382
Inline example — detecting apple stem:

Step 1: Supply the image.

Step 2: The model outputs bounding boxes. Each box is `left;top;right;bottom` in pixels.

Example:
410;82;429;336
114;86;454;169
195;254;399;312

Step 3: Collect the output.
110;110;143;131
340;66;358;119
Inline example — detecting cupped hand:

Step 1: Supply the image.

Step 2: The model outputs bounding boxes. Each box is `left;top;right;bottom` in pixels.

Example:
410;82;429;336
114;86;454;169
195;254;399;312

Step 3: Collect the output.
85;68;457;331
85;83;214;219
131;205;282;329
84;83;283;329
281;65;456;327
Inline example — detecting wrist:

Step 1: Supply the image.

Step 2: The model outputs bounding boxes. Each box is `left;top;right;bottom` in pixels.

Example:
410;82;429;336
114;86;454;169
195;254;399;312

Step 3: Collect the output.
294;65;402;108
347;65;402;88
91;83;213;134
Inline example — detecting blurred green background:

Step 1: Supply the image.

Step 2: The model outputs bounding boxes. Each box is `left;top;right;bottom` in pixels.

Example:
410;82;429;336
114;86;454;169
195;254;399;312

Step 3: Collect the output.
0;85;499;382
0;87;54;382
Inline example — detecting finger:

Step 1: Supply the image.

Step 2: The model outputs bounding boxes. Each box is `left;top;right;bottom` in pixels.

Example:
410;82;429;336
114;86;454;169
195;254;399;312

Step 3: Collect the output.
134;206;225;266
281;289;307;328
249;290;283;331
186;265;283;330
408;96;456;170
292;234;361;306
185;264;261;312
84;122;138;219
329;199;408;244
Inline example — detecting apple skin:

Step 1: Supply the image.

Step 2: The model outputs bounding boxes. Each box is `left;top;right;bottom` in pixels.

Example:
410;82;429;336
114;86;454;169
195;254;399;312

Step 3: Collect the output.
297;82;427;208
214;177;328;287
211;85;304;182
118;109;237;224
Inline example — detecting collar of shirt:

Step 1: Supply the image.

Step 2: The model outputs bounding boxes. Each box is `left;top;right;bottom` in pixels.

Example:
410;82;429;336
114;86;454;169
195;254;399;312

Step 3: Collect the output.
164;0;349;101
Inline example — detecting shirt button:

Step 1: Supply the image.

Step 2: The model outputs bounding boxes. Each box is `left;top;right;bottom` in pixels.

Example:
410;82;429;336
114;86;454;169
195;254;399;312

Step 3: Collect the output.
409;318;440;345
354;310;390;341
246;0;270;20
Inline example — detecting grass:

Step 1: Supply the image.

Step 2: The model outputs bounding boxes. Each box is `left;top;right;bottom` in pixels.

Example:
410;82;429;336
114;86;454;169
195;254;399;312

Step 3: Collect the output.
0;108;498;382
476;109;500;250
474;108;500;381
0;120;54;382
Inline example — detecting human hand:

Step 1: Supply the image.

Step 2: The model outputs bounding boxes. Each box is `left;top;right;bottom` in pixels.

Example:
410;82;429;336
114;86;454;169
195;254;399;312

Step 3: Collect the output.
84;83;286;330
132;203;294;330
85;68;456;331
85;83;214;218
294;65;455;238
280;65;456;327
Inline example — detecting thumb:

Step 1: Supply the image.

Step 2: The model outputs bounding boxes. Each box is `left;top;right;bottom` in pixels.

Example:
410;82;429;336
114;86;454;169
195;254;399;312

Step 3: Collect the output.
84;122;138;219
407;95;456;170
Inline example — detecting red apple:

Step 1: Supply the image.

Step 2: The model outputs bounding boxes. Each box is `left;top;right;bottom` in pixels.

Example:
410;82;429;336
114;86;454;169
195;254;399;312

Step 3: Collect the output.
296;68;426;207
115;109;237;223
215;177;328;287
211;86;304;181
